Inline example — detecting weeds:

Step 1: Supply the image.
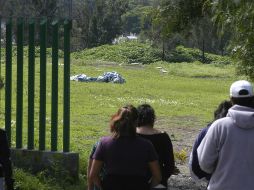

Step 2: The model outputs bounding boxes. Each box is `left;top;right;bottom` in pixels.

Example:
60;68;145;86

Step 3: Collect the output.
174;148;188;164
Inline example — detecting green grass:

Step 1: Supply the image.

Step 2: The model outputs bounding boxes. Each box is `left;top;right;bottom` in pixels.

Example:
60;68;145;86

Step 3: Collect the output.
0;46;247;189
14;168;86;190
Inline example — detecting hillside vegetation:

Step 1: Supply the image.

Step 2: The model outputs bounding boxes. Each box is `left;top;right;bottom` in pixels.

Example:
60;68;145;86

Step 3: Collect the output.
71;41;232;65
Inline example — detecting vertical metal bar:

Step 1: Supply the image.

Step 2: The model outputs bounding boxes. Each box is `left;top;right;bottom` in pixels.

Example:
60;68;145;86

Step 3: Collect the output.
39;19;47;151
63;19;71;152
5;19;12;145
28;19;35;150
16;18;24;149
0;17;1;78
0;17;1;95
51;20;58;151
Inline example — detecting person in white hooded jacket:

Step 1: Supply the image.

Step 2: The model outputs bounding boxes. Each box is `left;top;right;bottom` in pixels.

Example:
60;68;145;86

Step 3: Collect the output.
197;80;254;190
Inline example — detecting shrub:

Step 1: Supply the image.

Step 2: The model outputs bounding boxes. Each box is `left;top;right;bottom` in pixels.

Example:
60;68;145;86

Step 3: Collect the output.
14;167;85;190
14;168;59;190
1;47;64;59
167;46;232;64
71;41;162;64
174;148;188;164
0;43;230;65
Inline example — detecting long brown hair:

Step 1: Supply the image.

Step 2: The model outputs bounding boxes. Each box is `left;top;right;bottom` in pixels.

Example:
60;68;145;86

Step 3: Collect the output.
110;105;138;138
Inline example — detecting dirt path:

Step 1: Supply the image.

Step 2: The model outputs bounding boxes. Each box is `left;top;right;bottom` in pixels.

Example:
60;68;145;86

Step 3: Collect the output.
156;116;209;189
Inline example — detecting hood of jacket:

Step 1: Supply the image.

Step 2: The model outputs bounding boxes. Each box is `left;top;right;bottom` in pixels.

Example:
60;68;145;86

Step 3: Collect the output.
227;105;254;129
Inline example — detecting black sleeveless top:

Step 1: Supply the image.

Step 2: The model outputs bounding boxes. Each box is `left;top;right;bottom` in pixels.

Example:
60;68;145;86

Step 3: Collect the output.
138;132;175;187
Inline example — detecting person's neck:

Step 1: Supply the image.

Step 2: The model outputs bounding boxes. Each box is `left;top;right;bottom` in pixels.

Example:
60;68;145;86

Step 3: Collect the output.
136;126;160;135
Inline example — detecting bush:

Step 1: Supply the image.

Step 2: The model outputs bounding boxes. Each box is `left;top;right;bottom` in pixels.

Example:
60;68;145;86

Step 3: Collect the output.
14;167;85;190
0;43;230;65
167;46;232;64
1;47;64;59
14;168;59;190
71;41;162;64
174;148;188;164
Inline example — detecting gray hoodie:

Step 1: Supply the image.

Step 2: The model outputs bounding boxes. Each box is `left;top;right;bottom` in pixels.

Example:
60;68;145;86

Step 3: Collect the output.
197;105;254;190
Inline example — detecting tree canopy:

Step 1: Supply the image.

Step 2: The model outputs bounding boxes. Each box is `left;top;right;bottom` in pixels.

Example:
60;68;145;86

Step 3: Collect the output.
211;0;254;79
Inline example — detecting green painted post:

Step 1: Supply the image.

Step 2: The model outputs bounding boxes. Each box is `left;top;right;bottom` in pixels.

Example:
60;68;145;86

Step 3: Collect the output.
0;17;1;78
51;20;59;151
16;18;24;149
5;19;12;145
0;18;1;113
39;19;47;151
63;19;71;152
28;19;35;150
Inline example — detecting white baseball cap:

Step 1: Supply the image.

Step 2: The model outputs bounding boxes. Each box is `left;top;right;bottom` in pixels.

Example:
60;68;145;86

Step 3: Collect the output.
230;80;254;98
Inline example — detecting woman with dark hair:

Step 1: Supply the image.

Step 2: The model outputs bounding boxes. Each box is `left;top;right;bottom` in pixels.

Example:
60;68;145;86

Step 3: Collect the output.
89;105;162;190
136;104;175;188
189;100;232;180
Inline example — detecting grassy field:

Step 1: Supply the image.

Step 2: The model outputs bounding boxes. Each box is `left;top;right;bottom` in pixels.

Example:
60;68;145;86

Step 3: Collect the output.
0;52;246;189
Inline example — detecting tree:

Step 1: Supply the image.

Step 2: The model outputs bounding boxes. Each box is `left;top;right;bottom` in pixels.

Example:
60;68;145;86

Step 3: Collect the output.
0;0;59;18
0;0;129;49
70;0;91;50
146;0;231;61
212;0;254;80
86;0;128;47
122;5;155;35
140;0;208;60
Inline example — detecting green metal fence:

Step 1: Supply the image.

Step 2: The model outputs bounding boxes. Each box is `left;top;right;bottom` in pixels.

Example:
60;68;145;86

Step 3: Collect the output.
1;17;71;152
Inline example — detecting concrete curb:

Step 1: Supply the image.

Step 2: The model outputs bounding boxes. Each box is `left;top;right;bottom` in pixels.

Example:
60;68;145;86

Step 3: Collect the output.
11;149;79;181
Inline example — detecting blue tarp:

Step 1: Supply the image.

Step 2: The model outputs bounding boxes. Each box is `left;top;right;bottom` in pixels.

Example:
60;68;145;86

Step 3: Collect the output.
70;71;126;84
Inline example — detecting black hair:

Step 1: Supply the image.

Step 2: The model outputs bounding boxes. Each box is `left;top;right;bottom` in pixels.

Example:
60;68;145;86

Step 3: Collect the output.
230;97;254;108
213;100;232;121
137;104;155;127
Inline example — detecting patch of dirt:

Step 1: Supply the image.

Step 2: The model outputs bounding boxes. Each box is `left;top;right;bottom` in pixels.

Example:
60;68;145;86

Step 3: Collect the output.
156;116;202;153
156;116;208;190
93;62;145;70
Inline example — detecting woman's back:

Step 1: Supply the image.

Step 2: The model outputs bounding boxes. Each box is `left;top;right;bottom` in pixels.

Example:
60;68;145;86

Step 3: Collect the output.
138;132;175;186
93;136;158;190
136;103;175;187
93;136;158;176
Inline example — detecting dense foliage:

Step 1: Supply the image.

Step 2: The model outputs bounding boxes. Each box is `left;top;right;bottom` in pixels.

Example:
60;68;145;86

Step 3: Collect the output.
72;41;231;65
0;0;228;55
0;47;64;58
211;0;254;80
168;46;231;64
72;41;162;64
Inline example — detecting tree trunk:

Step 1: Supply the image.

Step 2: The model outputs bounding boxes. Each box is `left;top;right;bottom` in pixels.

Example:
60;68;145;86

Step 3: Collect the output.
202;38;205;63
162;39;165;61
